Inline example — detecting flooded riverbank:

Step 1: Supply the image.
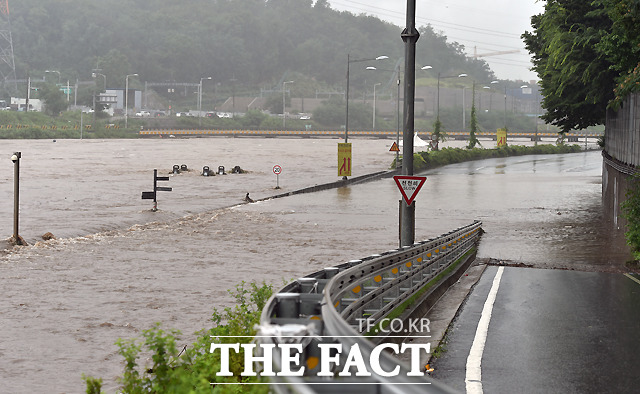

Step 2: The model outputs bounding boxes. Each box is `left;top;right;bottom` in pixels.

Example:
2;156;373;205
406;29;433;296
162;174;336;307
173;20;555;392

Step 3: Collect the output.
0;137;620;393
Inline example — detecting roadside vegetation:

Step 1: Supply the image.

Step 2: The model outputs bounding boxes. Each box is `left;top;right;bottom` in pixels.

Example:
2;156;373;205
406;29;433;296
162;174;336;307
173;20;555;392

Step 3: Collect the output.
393;144;584;172
84;281;273;394
622;177;640;263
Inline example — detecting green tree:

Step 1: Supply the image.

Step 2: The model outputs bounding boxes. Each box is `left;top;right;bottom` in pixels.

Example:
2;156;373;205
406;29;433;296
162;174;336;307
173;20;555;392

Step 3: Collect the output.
313;96;345;127
40;83;69;116
595;0;640;106
240;109;268;128
522;0;617;132
468;85;481;149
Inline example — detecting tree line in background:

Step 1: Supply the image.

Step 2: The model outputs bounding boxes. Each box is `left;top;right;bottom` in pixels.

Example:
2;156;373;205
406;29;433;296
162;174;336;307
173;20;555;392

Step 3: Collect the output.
523;0;640;133
6;1;494;119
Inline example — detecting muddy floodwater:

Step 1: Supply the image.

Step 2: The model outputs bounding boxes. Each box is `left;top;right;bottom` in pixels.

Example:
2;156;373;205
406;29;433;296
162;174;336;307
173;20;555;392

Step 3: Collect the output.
0;137;623;393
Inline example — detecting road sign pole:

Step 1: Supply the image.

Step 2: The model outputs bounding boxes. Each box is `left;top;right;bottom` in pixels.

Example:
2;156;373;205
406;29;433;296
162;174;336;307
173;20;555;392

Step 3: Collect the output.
394;175;425;247
12;152;21;245
273;165;282;189
153;169;159;211
142;169;171;211
400;0;419;247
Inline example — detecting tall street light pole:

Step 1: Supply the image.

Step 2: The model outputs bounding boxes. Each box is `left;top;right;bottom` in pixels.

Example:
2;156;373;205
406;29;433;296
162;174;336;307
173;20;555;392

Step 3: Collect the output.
346;54;388;143
93;72;106;91
125;73;138;129
198;76;212;127
436;73;468;120
435;72;467;149
372;82;381;130
45;70;60;84
367;64;431;169
283;80;294;129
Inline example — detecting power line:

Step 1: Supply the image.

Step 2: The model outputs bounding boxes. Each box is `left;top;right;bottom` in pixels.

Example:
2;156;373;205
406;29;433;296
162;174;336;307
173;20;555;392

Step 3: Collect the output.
330;0;525;39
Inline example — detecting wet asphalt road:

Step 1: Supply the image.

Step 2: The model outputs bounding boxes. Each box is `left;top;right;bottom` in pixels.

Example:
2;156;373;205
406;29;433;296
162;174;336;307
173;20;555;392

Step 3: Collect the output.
432;267;640;393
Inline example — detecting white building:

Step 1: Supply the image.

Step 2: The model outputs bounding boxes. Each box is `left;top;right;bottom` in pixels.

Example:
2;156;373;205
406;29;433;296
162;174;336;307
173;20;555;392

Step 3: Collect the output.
11;97;43;112
105;89;142;114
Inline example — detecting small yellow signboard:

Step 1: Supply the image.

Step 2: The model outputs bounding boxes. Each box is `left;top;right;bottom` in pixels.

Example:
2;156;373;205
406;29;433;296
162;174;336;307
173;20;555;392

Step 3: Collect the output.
338;143;352;177
497;128;507;147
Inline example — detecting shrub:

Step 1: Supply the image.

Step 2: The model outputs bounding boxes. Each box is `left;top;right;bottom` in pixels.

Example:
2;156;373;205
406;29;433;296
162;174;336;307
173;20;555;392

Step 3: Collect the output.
86;281;273;393
622;177;640;261
408;144;585;173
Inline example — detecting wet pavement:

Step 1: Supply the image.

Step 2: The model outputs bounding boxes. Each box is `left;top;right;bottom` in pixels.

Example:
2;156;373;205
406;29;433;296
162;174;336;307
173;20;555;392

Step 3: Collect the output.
431;266;640;393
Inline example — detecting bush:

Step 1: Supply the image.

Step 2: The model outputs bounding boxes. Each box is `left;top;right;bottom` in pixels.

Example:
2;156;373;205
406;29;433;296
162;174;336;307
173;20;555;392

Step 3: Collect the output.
407;144;584;172
86;281;273;393
622;177;640;261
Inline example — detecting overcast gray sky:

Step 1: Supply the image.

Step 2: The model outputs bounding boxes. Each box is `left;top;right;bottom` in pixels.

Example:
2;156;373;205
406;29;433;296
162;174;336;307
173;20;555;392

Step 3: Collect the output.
328;0;545;82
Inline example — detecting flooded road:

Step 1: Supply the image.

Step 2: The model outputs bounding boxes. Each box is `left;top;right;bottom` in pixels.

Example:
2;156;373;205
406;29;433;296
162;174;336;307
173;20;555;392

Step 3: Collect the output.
0;137;623;393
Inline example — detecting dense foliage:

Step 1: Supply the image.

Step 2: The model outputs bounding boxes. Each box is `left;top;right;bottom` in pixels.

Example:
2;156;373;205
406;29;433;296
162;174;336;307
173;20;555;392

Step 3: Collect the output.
8;0;492;99
85;281;273;393
395;144;584;172
523;0;640;132
622;177;640;261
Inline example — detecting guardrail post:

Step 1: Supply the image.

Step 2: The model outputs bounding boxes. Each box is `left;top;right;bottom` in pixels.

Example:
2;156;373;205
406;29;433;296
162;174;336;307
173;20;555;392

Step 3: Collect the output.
297;277;317;293
275;293;300;318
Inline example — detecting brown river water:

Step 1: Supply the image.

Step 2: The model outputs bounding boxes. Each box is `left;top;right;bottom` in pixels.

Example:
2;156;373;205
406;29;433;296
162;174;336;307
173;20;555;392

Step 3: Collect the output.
0;136;624;393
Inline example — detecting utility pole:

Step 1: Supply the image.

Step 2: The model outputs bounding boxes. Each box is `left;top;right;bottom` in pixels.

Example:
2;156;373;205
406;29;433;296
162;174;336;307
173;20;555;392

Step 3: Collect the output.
400;0;420;247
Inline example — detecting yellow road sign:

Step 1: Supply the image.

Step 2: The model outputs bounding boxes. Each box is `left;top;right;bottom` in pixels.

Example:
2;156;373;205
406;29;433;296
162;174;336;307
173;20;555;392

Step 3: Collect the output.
497;128;507;147
338;143;352;177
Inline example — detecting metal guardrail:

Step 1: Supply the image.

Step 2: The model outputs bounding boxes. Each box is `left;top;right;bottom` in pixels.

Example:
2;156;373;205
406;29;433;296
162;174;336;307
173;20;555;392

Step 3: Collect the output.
257;220;482;393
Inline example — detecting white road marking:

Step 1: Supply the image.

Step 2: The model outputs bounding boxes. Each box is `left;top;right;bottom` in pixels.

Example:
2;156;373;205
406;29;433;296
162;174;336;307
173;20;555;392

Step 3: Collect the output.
465;266;505;394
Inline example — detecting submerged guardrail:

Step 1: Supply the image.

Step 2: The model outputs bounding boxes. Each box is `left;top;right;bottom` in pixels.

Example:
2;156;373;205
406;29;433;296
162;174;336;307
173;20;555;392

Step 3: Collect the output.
257;220;482;393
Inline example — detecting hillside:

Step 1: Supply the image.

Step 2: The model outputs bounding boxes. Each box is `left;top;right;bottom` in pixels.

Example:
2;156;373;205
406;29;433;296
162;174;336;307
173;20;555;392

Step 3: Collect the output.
6;0;492;96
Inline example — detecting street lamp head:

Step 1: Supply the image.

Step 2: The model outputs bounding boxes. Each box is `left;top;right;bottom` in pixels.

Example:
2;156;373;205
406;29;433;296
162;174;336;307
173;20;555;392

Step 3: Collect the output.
366;66;377;70
421;65;433;70
520;85;529;89
491;80;499;84
483;86;491;89
458;73;468;78
375;56;389;60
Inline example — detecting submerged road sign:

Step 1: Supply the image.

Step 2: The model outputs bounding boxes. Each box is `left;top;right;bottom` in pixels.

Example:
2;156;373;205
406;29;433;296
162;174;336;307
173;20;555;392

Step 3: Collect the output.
394;176;426;205
142;169;172;211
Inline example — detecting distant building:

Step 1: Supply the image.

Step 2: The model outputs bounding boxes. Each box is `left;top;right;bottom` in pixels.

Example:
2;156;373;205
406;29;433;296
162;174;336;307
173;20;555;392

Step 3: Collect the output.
11;97;43;112
105;89;142;114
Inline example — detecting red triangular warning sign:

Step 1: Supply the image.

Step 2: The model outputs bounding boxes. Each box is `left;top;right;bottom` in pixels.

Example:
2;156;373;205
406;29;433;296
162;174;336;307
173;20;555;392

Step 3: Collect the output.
390;142;400;152
394;176;427;205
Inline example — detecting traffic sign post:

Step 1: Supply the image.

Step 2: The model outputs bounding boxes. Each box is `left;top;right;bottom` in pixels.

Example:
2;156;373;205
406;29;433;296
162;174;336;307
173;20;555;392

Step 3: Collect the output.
394;175;426;248
273;165;282;189
141;169;172;211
